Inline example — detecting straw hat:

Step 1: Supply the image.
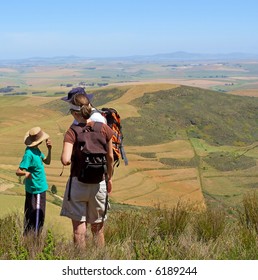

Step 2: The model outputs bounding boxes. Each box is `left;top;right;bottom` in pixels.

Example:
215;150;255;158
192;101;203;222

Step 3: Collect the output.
24;127;49;147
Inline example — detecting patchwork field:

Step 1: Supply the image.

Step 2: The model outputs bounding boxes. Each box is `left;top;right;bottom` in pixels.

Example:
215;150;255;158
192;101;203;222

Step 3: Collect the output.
1;77;258;228
1;58;258;95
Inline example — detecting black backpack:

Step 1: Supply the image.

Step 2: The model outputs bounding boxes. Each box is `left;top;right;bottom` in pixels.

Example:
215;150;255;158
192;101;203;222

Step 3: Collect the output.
70;122;108;184
65;122;109;202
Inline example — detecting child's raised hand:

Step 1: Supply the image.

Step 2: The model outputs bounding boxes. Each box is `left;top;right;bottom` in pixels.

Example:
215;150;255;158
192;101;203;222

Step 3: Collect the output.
46;139;52;149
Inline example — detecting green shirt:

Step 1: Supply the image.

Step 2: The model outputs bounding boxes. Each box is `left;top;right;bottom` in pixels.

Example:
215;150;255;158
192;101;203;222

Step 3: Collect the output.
19;147;48;194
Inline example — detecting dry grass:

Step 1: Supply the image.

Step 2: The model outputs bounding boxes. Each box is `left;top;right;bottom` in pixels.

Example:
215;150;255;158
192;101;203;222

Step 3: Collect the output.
1;192;258;260
229;89;258;97
0;193;72;238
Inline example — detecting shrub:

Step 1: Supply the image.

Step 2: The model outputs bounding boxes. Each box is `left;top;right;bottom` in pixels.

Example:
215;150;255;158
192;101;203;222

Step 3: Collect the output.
193;208;226;242
155;201;191;239
238;191;258;233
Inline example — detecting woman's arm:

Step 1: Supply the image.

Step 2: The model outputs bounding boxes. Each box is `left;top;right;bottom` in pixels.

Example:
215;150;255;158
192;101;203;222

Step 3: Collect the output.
106;139;114;193
61;142;74;166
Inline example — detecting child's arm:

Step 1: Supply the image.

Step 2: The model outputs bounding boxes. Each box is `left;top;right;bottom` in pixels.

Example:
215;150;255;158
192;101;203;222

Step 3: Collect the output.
16;168;31;179
43;139;52;165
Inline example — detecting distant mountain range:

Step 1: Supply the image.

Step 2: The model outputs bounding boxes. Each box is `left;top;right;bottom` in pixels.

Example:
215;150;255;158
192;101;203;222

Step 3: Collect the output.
131;51;258;61
1;51;258;65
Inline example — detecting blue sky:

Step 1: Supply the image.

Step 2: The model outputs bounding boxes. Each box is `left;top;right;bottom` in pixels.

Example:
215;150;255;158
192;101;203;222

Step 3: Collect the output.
1;0;258;59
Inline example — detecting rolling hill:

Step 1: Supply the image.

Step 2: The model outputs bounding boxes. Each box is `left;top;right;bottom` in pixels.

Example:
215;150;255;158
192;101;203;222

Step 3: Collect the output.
1;83;258;218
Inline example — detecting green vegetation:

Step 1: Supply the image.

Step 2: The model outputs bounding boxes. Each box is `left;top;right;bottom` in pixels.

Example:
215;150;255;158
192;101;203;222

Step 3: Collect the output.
1;193;258;260
159;156;198;168
89;87;129;107
203;152;256;171
123;85;258;146
138;152;156;158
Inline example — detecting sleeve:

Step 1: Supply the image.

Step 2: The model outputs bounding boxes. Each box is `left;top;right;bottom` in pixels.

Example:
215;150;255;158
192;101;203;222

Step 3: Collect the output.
19;152;31;170
41;151;45;160
102;124;115;141
64;128;76;144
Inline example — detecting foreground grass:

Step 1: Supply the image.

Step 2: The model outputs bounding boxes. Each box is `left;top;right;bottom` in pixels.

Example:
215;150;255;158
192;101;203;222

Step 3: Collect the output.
1;192;258;260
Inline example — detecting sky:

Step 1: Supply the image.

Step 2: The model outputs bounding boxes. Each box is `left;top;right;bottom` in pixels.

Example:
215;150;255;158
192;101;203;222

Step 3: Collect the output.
1;0;258;59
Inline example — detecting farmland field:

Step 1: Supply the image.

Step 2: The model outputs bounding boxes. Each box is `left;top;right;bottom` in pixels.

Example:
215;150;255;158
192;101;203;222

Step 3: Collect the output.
1;58;258;226
1;57;258;95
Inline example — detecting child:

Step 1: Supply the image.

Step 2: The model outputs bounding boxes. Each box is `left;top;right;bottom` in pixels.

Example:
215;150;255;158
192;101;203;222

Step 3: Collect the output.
16;127;52;235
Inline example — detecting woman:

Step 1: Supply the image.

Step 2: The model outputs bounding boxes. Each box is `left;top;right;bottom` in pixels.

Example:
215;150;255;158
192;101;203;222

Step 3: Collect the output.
60;93;114;248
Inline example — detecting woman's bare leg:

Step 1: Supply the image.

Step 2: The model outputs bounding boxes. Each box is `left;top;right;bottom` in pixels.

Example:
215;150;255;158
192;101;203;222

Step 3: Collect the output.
91;222;105;247
72;220;87;248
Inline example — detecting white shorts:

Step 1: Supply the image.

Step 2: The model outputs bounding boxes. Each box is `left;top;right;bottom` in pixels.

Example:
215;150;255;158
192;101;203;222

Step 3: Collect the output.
60;177;108;223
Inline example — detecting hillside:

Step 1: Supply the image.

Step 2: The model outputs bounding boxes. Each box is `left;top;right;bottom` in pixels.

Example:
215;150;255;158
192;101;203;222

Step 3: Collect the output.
123;85;258;146
1;83;258;218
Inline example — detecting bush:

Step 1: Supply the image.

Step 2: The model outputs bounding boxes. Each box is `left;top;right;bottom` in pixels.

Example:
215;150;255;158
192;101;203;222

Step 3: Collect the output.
203;152;256;171
193;208;226;242
238;191;258;233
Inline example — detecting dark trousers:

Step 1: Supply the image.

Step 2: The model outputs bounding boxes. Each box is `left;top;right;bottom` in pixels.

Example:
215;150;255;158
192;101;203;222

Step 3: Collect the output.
24;191;46;235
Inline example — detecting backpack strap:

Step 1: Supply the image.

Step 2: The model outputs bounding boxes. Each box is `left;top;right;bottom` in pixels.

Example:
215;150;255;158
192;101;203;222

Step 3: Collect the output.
102;164;109;221
68;176;72;201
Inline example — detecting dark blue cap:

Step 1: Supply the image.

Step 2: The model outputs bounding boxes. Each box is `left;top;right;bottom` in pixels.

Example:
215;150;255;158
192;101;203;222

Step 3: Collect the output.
61;87;93;102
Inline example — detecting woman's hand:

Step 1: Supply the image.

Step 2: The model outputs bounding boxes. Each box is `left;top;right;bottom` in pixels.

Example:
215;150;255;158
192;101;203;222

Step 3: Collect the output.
107;179;112;193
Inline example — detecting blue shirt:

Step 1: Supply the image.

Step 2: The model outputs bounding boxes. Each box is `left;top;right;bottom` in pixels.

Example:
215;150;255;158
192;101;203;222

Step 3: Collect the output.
19;147;48;194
